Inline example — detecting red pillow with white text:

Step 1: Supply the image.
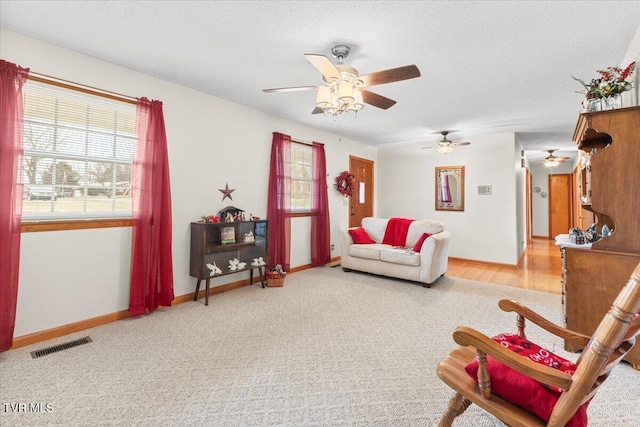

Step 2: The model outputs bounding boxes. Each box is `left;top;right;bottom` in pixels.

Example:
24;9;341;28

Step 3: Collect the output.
348;227;376;244
465;333;589;427
412;232;432;252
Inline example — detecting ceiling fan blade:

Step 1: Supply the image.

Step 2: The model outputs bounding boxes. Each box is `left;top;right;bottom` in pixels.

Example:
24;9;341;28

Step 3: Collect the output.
360;89;397;110
304;54;341;82
311;106;324;114
452;142;471;147
358;65;421;87
262;86;318;93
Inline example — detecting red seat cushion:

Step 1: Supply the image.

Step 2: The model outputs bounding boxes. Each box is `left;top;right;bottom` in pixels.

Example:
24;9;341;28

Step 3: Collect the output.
412;232;432;252
465;333;589;427
348;227;375;244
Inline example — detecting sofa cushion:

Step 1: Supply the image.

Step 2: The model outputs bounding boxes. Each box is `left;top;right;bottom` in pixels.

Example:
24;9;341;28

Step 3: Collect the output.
348;227;375;244
412;232;432;252
406;220;444;246
380;248;421;266
348;244;385;260
361;217;387;243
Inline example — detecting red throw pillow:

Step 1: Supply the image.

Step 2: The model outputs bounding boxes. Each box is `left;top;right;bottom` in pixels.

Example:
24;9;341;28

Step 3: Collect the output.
348;227;375;244
412;232;432;252
465;333;589;427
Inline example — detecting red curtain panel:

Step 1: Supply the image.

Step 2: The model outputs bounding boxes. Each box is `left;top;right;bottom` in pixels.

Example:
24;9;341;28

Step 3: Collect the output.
267;132;292;271
0;60;29;351
129;98;174;316
311;142;331;266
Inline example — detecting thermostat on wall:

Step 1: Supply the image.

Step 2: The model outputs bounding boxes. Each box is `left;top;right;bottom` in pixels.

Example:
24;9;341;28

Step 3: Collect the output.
478;185;492;195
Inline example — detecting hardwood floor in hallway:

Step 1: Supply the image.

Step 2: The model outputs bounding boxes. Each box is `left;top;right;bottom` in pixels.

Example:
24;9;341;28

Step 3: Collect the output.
446;238;562;294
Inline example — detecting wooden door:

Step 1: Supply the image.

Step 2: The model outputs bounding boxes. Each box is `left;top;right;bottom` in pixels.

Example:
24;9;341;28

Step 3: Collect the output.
349;156;374;228
548;173;572;239
526;168;532;246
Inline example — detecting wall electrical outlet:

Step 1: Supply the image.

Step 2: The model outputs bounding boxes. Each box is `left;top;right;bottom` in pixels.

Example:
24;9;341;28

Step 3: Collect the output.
331;244;335;251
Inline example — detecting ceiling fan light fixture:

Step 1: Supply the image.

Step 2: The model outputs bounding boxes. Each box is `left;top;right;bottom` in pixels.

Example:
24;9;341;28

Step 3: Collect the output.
315;86;332;108
337;80;354;105
437;145;454;155
352;90;364;111
544;159;559;167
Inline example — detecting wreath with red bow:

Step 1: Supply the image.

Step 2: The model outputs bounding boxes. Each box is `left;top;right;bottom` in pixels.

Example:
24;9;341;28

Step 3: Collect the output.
334;171;355;197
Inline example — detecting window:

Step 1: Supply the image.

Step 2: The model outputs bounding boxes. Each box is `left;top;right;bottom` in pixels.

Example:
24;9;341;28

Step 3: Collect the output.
290;142;312;213
21;79;136;222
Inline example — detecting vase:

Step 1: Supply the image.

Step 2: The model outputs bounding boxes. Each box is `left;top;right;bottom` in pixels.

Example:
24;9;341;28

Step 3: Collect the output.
602;95;621;110
587;97;601;112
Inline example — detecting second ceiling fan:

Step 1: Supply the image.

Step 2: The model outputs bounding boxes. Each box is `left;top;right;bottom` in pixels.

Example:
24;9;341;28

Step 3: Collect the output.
422;131;471;154
262;44;421;116
537;149;570;167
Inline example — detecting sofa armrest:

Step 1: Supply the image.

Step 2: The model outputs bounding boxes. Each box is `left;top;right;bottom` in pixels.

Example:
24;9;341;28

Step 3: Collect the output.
418;230;450;284
339;228;355;257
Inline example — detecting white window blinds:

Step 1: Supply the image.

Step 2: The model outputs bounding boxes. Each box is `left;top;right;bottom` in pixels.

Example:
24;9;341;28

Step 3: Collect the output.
21;79;136;220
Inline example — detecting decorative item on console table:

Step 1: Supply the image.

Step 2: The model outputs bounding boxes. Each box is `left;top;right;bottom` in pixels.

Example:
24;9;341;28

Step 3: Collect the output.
217;206;245;222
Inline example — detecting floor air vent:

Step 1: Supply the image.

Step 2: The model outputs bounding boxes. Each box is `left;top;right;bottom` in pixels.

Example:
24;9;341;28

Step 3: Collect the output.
31;336;92;359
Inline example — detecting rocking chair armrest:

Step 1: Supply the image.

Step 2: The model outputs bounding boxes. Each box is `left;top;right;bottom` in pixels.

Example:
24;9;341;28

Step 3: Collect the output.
623;314;640;340
452;326;574;391
498;299;591;348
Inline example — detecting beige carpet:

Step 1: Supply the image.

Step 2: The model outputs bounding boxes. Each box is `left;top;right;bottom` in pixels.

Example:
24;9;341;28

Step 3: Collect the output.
1;268;639;426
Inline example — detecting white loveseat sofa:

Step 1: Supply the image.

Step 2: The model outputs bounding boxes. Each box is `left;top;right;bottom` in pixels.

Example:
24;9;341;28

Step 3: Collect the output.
339;217;450;287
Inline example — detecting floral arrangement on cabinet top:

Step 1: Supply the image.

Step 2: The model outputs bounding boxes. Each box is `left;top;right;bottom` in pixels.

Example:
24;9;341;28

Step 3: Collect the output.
573;61;636;112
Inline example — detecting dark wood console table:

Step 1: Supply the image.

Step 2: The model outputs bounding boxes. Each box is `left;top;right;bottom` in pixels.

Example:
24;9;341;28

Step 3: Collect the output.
189;220;268;305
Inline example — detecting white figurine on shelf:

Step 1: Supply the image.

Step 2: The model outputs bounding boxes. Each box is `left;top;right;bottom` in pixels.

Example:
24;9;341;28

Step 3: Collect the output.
244;231;254;242
206;262;222;276
237;261;247;269
251;257;266;267
228;258;240;271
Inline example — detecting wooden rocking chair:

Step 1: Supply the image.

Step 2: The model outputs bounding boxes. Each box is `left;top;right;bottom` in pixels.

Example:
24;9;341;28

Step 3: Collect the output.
437;262;640;427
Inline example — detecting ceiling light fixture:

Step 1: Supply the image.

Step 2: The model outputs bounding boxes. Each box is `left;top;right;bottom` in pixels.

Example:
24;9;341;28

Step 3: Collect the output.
315;45;364;117
433;131;471;155
544;159;559;168
437;145;454;155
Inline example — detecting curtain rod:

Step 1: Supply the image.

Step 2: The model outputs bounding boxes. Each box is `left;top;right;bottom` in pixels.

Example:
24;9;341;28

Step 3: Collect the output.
291;138;313;147
28;71;138;105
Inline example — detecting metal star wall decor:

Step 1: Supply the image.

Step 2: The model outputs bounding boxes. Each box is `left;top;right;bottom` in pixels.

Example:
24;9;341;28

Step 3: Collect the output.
218;183;235;201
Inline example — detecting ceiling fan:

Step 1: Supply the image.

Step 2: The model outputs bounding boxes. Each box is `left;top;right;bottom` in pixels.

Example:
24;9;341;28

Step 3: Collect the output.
422;131;471;154
538;149;570;167
262;44;421;116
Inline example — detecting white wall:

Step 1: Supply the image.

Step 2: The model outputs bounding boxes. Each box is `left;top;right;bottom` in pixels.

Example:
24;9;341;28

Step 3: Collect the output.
2;29;376;337
530;162;575;237
377;133;520;265
621;25;640;107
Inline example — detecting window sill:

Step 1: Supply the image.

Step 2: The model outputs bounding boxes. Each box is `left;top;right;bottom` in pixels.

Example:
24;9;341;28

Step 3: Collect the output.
289;211;314;218
21;218;132;233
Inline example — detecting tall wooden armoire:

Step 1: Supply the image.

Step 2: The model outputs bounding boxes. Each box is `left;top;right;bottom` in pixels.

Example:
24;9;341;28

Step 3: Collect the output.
562;106;640;369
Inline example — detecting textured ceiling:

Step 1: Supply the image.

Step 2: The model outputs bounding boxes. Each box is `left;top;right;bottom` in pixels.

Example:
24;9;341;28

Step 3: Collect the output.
2;1;640;162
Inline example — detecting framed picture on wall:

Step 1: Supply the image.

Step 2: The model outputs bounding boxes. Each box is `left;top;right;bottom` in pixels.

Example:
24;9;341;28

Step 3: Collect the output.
435;166;465;211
